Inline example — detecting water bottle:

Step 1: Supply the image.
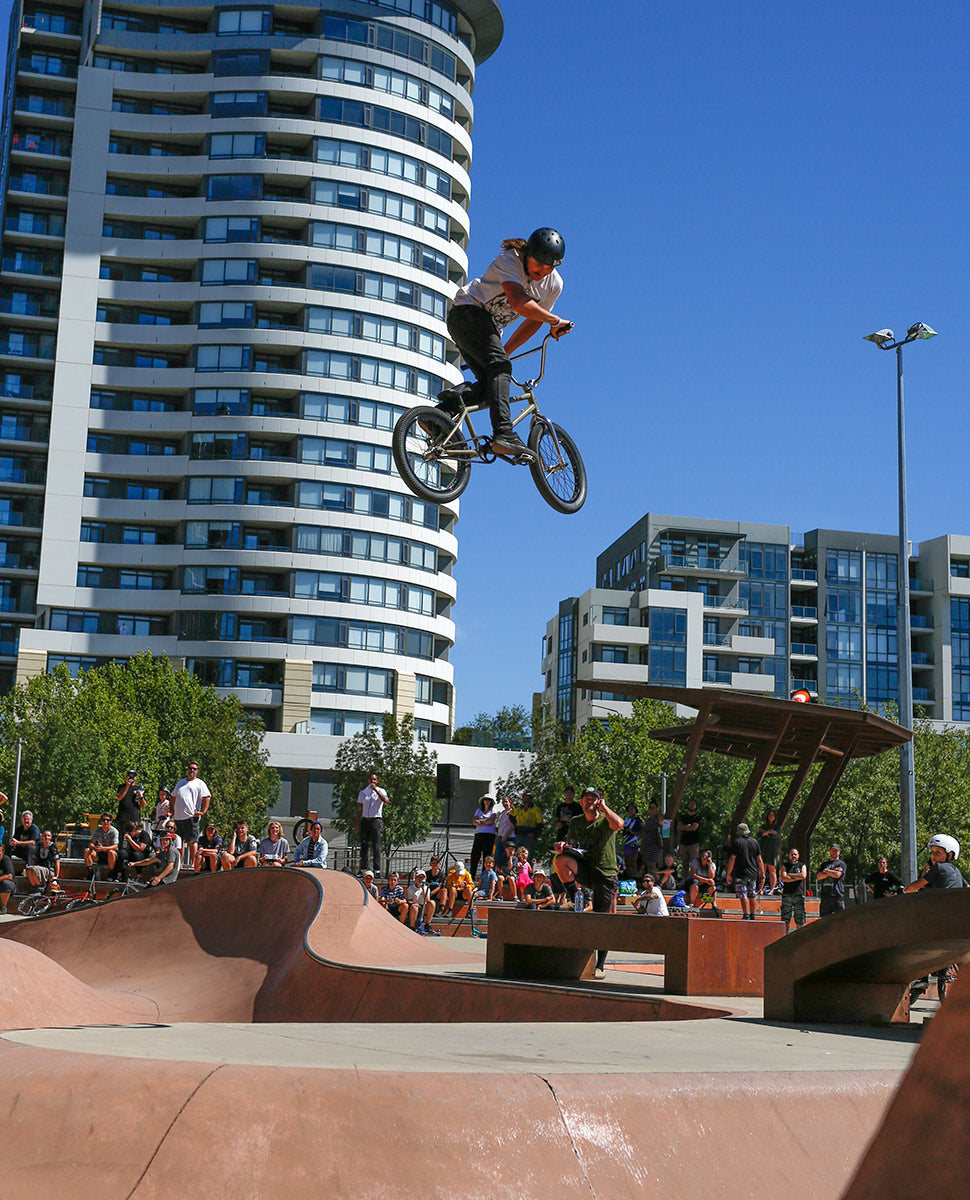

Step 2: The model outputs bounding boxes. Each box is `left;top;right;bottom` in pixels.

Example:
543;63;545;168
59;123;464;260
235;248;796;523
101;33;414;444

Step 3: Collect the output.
574;887;584;913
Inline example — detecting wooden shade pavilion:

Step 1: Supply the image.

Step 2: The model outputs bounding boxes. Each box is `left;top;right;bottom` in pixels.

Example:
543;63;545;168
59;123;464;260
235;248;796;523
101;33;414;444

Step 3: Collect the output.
575;682;912;856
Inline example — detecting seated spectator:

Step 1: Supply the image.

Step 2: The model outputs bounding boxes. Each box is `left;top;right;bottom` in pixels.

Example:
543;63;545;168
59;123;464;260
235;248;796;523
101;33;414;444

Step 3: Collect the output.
193;822;223;874
0;846;14;912
136;830;181;887
0;789;7;848
657;851;679;892
441;860;473;917
687;849;716;906
8;809;40;868
257;820;289;866
406;869;438;933
515;845;533;899
379;871;408;921
152;787;172;836
221;821;259;870
361;868;379;899
118;822;151;880
425;855;445;905
294;820;328;868
495;839;518;900
520;866;555;909
636;873;669;916
157;821;183;855
476;855;499;901
84;814;119;878
24;829;61;894
865;855;905;899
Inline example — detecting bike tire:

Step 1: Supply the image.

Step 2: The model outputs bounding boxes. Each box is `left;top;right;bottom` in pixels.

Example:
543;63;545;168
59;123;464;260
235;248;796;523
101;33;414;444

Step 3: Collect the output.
528;419;587;514
392;406;472;505
65;897;98;912
18;894;51;917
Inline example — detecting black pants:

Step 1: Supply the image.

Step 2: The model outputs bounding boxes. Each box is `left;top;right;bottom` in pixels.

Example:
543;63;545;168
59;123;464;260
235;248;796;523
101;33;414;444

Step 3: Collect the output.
360;817;382;875
573;862;619;971
469;832;495;882
447;305;513;437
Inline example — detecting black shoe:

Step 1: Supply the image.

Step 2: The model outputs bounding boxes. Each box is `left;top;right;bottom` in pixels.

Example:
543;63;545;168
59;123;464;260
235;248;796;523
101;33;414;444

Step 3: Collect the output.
490;431;535;463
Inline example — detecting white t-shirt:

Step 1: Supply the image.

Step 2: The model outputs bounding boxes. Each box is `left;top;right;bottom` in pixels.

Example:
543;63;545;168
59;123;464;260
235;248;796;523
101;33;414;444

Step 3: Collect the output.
171;776;211;821
357;784;387;819
638;888;669;917
453;249;563;331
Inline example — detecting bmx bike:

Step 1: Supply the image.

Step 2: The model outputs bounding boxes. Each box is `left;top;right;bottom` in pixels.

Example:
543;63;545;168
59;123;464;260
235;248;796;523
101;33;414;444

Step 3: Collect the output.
391;328;587;514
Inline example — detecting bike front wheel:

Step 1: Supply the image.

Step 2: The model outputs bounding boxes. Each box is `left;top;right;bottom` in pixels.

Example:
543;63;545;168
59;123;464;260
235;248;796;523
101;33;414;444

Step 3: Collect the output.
392;407;472;505
18;894;52;916
65;897;98;912
528;419;587;514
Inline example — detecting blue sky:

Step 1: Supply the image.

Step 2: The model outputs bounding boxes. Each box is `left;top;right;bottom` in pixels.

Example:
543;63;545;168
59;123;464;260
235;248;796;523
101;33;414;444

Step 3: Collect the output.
450;0;970;723
4;0;968;725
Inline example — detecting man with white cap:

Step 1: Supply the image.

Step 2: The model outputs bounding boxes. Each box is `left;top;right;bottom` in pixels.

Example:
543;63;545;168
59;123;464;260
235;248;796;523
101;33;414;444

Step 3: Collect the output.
520;865;555;909
406;869;439;934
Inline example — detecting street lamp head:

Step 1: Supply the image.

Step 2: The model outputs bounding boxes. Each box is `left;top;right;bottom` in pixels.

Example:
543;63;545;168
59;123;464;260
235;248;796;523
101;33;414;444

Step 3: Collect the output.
907;322;937;340
864;329;895;348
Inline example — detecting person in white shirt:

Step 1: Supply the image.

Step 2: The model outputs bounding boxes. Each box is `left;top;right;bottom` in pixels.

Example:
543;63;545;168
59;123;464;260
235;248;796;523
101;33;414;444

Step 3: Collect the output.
636;874;669;917
171;761;211;868
356;773;389;876
438;227;571;462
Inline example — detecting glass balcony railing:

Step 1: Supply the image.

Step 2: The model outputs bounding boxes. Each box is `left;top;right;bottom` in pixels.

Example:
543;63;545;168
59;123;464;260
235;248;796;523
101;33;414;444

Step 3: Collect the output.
23;10;82;35
18;53;78;77
910;614;934;629
790;568;817;581
911;651;933;665
701;595;748;611
0;291;59;318
703;668;732;684
913;688;934;703
908;578;933;592
791;642;818;655
791;678;817;692
7;171;68;197
791;606;818;619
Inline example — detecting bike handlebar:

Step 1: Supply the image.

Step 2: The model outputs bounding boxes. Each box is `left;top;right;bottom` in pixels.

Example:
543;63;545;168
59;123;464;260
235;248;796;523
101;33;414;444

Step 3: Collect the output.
509;322;574;390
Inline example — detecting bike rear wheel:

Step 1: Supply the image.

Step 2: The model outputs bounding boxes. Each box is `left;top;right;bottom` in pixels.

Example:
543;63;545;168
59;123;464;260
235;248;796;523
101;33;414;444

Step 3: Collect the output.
66;896;98;912
528;419;587;514
18;893;52;916
392;407;472;504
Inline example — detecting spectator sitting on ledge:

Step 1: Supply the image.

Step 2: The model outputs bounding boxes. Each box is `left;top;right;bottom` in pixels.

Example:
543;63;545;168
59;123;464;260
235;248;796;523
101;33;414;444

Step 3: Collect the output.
84;814;119;879
476;854;499;901
361;868;379;899
294;820;328;868
194;822;223;874
379;871;408;921
258;821;289;867
520;865;555;909
441;859;473;917
221;821;258;870
636;873;669;916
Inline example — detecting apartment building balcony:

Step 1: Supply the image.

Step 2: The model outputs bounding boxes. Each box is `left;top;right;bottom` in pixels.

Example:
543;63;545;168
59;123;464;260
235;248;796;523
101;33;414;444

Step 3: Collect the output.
728;671;776;693
909;577;934;596
913;688;935;705
791;605;818;625
790;568;818;588
910;614;934;634
655;553;745;578
589;621;649;646
701;595;748;616
910;651;934;669
588;660;647;686
790;642;818;660
791;677;818;694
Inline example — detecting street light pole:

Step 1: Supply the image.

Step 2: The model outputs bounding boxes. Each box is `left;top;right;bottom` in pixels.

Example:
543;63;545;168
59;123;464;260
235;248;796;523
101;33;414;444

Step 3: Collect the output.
864;323;937;883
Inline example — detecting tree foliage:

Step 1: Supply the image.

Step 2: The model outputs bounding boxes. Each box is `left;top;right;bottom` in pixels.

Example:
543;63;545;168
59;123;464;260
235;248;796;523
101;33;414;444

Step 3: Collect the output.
452;703;531;748
0;654;277;836
331;713;439;867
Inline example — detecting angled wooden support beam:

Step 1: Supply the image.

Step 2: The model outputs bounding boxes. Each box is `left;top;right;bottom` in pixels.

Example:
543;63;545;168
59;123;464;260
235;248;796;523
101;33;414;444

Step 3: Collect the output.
788;734;860;862
775;722;830;829
664;698;715;824
727;714;791;832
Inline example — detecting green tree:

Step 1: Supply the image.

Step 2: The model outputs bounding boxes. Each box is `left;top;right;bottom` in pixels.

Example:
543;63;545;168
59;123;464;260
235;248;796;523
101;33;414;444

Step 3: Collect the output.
453;703;532;749
331;713;439;871
0;654;277;837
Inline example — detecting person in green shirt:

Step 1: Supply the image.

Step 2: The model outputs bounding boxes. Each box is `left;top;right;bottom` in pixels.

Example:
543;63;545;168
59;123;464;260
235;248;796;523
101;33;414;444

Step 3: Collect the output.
553;787;624;979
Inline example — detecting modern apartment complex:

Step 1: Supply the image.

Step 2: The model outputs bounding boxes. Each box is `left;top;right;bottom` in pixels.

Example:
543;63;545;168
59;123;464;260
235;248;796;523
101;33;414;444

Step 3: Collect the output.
0;0;504;775
540;511;970;731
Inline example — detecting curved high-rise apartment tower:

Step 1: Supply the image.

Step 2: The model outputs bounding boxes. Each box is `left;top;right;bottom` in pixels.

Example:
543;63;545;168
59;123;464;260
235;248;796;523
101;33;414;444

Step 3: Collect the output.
0;0;502;745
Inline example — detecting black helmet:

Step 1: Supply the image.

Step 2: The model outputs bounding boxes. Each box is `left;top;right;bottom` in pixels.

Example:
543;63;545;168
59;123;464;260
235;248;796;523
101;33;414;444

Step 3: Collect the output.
525;227;565;267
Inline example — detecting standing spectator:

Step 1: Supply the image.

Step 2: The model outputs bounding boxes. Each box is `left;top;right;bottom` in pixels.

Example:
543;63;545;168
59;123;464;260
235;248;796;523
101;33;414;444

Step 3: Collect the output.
294;821;328;868
554;786;582;840
640;800;664;875
636;874;669;916
514;844;533;898
152;787;172;836
687;849;716;907
494;796;517;865
469;795;497;881
220;821;259;870
406;869;438;932
675;798;701;870
441;859;473;917
8;809;40;868
84;814;119;879
171;761;211;868
258;821;289;866
25;829;61;894
193;822;223;873
520;865;556;909
815;844;847;917
118;821;151;880
115;769;146;834
361;868;379;899
725;822;765;921
0;845;14;913
779;847;807;933
553;786;623;978
758;808;783;894
355;772;389;876
621;802;643;880
865;855;905;899
475;854;499;901
513;792;542;857
379;871;409;922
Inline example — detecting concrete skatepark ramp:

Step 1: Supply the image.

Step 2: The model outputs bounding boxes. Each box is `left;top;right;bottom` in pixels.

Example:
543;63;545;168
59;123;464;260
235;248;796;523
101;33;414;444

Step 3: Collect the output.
764;889;970;1023
0;868;727;1027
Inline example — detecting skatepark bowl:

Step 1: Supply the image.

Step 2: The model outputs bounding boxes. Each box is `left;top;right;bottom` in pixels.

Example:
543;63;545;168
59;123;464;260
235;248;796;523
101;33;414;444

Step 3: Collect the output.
0;867;955;1198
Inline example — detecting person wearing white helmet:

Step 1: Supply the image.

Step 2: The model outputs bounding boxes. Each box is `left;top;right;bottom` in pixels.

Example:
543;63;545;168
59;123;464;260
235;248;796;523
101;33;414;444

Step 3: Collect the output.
904;834;964;893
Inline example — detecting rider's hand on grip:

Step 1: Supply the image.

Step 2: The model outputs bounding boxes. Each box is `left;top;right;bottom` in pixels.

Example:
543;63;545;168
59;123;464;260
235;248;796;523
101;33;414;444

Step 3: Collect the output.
552;320;573;341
